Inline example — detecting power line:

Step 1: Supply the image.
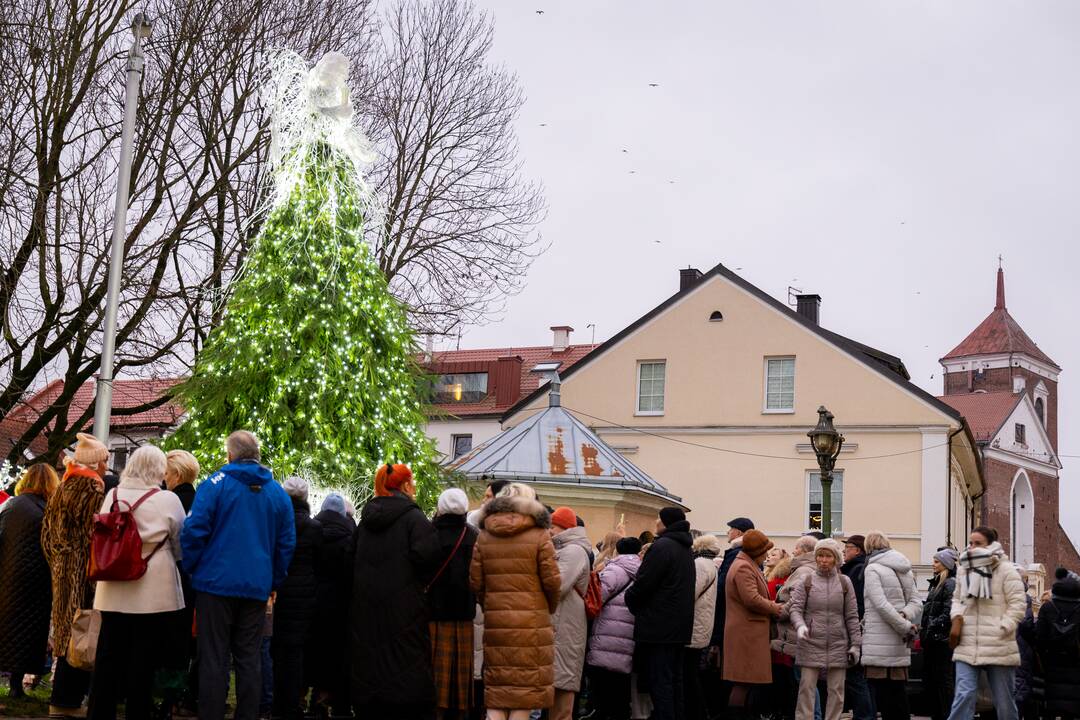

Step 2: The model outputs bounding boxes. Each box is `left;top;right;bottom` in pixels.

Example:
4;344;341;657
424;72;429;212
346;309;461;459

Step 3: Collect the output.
560;405;955;461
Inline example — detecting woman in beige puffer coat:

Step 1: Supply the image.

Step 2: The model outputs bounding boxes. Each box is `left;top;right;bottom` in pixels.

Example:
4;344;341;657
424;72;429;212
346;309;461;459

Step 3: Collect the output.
549;508;591;720
861;532;921;720
686;535;720;720
946;527;1026;720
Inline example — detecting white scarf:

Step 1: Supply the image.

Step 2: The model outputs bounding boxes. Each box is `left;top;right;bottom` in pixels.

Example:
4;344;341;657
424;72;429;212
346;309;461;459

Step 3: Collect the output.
959;542;1004;600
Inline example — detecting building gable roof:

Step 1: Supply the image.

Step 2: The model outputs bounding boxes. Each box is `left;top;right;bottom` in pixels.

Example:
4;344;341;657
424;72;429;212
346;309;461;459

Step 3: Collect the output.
502;261;963;425
941;268;1058;369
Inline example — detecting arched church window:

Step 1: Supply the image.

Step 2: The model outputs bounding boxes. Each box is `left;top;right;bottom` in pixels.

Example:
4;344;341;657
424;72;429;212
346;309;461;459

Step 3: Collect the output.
1035;397;1045;426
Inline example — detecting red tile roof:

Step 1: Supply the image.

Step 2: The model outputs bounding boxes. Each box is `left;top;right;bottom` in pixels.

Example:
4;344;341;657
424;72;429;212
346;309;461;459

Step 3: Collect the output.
937;391;1023;442
425;344;597;417
942;269;1058;368
0;378;183;457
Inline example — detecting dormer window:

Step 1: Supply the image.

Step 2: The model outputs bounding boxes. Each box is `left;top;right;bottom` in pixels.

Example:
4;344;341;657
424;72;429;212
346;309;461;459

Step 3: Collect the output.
1035;397;1045;425
435;373;488;403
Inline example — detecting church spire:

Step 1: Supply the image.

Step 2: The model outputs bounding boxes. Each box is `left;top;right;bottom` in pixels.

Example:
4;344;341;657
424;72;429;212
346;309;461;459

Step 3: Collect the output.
995;262;1006;311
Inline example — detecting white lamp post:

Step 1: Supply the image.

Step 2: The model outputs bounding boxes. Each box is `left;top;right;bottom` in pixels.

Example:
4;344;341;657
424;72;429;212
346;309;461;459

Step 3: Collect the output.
93;13;153;443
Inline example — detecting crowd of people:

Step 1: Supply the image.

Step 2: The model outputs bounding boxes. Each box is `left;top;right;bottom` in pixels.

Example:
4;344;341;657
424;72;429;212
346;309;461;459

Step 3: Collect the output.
0;429;1079;720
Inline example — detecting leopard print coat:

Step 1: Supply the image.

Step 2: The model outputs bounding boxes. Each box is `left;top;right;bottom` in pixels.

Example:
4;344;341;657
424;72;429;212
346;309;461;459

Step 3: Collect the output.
41;467;103;654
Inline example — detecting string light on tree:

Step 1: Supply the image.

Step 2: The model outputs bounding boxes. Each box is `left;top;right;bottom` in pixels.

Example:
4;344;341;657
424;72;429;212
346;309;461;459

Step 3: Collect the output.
165;50;439;507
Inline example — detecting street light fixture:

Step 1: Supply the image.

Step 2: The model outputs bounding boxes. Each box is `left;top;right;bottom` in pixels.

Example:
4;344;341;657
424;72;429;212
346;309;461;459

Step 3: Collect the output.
92;13;153;443
808;405;844;537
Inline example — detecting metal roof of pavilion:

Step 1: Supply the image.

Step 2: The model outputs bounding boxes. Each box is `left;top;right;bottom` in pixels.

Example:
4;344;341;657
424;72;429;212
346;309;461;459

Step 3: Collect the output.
448;377;681;502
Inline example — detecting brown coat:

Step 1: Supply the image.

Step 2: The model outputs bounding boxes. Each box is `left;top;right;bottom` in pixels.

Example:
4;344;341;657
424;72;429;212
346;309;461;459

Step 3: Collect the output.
723;550;781;684
470;494;561;710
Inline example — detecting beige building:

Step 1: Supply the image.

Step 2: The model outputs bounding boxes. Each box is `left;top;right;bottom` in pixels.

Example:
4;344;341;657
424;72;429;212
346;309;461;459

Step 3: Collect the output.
501;264;984;563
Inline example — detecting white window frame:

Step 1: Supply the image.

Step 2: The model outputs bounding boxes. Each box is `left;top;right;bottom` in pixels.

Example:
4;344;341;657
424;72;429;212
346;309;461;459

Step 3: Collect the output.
763;356;796;414
451;433;473;459
635;360;666;416
805;469;844;534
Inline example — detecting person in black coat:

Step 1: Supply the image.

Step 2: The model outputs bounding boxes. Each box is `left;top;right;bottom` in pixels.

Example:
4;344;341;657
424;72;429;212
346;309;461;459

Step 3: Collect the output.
349;464;439;720
273;477;323;720
161;450;201;713
428;489;479;718
1036;568;1080;719
920;548;957;720
625;507;695;720
307;492;355;716
0;464;57;696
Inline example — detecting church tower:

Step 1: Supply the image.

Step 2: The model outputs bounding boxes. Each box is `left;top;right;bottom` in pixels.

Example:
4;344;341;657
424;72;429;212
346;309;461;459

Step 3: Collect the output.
941;266;1059;449
938;266;1076;571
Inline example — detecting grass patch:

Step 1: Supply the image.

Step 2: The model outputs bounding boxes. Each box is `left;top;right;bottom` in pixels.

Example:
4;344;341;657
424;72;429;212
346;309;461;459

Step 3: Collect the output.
0;675;52;717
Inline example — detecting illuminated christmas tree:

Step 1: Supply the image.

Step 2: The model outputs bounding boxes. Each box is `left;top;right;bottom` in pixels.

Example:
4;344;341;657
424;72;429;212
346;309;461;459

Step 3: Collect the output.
166;51;438;506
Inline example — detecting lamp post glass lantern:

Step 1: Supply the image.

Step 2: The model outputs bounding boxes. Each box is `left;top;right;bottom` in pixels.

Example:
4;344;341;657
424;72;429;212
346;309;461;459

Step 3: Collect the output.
808;405;844;536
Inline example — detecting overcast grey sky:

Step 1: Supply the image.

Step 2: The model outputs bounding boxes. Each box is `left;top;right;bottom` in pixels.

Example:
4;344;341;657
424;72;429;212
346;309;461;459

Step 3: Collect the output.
453;1;1080;543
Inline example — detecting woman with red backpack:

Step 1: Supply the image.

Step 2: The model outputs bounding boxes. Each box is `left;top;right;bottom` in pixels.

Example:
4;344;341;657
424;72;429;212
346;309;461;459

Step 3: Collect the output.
86;445;187;720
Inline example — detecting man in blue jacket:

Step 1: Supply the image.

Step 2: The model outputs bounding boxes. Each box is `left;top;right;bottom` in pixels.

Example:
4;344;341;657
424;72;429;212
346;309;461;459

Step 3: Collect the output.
181;430;296;720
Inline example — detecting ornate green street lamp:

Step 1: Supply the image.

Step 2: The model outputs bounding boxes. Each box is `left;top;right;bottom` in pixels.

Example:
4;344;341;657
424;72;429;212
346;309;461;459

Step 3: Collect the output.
808;405;845;537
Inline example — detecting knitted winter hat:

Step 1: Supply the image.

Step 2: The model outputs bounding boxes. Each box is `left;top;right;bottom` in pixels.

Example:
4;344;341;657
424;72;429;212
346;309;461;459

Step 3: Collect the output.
815;538;844;566
283;475;308;500
741;529;774;559
659;507;686;528
935;548;959;572
551;506;577;530
437;488;469;516
321;493;346;517
67;432;109;467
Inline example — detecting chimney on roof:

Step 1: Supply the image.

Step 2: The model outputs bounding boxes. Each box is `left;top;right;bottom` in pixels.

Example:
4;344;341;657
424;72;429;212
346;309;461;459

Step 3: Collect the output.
423;334;434;363
680;267;703;291
551;325;573;353
995;266;1006;310
796;294;822;325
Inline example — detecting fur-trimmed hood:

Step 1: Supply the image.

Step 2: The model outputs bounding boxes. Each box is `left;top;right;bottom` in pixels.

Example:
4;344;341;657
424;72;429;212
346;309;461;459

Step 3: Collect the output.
479;494;551;536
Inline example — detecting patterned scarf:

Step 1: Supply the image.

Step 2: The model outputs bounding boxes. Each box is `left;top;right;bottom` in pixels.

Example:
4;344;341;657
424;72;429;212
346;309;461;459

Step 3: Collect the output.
959;542;1004;601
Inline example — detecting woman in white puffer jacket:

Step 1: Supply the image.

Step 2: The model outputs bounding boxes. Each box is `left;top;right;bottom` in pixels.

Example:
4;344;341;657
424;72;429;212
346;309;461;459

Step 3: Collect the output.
860;531;921;720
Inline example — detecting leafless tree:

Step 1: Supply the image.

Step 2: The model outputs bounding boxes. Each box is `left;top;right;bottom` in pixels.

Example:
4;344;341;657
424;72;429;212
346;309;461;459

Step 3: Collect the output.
0;0;373;464
363;0;546;335
0;0;544;464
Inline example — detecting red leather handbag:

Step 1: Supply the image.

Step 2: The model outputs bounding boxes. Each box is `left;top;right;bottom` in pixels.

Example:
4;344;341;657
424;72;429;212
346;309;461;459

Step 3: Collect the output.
88;488;164;582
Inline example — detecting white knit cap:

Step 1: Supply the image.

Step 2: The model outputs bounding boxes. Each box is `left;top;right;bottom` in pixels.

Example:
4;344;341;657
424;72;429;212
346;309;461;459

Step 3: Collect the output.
437;488;469;516
283;475;308;500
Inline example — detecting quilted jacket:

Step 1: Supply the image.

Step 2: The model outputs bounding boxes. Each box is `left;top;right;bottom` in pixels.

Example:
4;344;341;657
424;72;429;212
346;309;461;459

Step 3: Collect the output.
551;526;591;691
0;494;51;673
788;567;861;670
470;494;561;710
586;552;640;674
861;549;921;667
949;555;1026;667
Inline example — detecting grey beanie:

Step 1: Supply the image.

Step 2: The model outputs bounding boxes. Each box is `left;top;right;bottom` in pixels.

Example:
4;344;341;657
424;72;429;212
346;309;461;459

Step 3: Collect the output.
321;492;346;517
935;547;958;572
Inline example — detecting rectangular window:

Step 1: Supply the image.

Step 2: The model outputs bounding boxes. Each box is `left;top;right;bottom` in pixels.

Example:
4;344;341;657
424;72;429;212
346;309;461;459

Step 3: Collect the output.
636;361;666;414
1015;423;1026;445
434;372;488;403
451;434;473;459
765;357;796;412
807;471;843;534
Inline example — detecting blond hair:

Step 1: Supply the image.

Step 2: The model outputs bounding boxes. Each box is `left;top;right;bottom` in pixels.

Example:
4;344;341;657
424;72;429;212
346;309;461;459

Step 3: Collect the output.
166;449;200;486
864;531;891;554
17;463;59;499
594;531;622;570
